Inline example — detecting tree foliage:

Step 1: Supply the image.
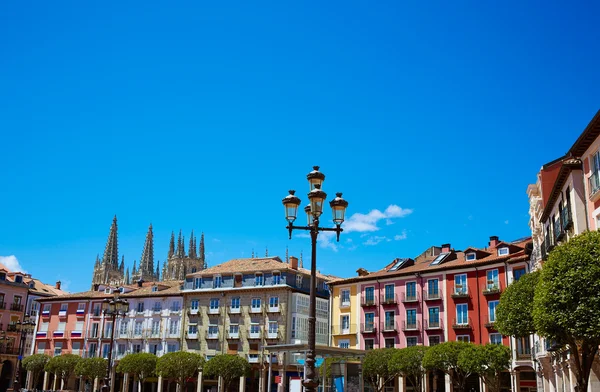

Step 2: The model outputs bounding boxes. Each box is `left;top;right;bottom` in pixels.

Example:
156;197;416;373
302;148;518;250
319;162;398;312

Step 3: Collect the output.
496;270;539;337
75;358;108;382
155;351;204;388
203;354;250;390
458;344;510;392
533;230;600;392
117;352;157;392
362;349;398;392
23;354;50;389
389;346;428;392
422;341;472;392
45;354;81;389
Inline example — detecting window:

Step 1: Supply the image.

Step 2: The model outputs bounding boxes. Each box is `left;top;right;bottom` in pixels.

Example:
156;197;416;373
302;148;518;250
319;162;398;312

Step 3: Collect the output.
466;252;476;261
170;301;181;311
296;274;303;287
132;344;142;353
188;324;198;334
456;304;468;325
208;325;219;338
517;336;531;355
72;342;81;354
194;277;202;289
273;273;281;285
384;284;395;302
74;321;84;332
364;313;375;331
43;304;51;314
102;344;110;359
117;344;126;356
229;324;239;336
498;247;509;256
151;320;160;336
119;320;128;335
341;315;350;333
57;322;66;332
406;309;417;329
384;338;395;348
134;321;143;336
137;303;144;313
153;302;162;312
231;297;240;310
513;268;526;282
54;342;63;356
251;298;261;312
490;334;502;345
151;286;158;292
59;303;67;314
405;282;416;300
255;273;264;286
268;321;278;335
364;287;375;304
190;299;199;311
149;344;159;355
91;323;99;338
428;307;440;328
209;298;219;312
429;336;440;346
384;311;395;331
167;344;177;353
338;340;350;349
0;273;5;281
407;337;418;347
169;320;179;335
427;279;439;298
88;343;97;357
486;269;499;290
213;275;222;288
457;335;470;343
454;274;467;294
77;303;85;313
340;289;350;307
269;297;279;310
364;339;374;350
488;301;499;323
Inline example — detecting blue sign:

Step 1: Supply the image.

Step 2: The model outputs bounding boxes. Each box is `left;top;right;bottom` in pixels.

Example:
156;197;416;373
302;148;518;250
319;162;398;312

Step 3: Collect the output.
296;358;325;367
18;355;22;360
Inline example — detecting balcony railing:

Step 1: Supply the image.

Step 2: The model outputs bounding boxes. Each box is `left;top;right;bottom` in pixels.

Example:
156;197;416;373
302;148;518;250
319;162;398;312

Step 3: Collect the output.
484;318;496;328
152;307;162;313
361;297;377;307
516;352;532;360
561;205;573;231
541;241;548;261
452;318;472;329
248;330;261;339
247;355;260;363
425;291;441;301
380;294;397;305
381;321;398;332
228;306;241;314
589;171;600;199
10;303;24;312
361;323;377;333
483;284;501;296
451;287;469;299
205;330;219;340
545;230;554;252
553;219;564;242
227;330;240;339
266;330;280;339
402;321;420;331
425;320;443;330
0;302;6;310
250;306;262;314
402;292;419;303
208;307;220;315
186;331;198;339
331;324;357;335
267;306;280;313
6;324;18;332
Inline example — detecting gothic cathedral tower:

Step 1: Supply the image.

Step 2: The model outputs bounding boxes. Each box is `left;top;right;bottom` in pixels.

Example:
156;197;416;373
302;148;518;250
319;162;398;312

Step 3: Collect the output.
161;230;205;281
91;216;125;287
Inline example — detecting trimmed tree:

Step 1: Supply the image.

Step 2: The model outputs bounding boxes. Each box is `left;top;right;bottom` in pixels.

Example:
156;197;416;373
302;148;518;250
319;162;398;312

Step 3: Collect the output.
116;353;157;392
496;270;540;337
75;358;108;384
458;344;511;392
362;348;398;392
423;341;472;392
45;354;81;389
203;354;250;391
22;354;50;390
533;230;600;392
389;346;428;392
155;351;204;392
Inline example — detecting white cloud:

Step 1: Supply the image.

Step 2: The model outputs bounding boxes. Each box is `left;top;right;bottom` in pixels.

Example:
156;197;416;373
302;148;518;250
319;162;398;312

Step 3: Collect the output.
212;238;221;243
468;215;473;221
394;230;408;241
505;220;509;225
344;204;412;233
0;255;26;273
363;236;388;246
345;238;353;243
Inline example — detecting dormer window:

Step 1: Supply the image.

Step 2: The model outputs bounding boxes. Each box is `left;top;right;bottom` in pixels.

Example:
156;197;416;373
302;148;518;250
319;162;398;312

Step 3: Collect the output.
213;275;222;288
498;247;509;256
0;273;6;281
119;287;125;293
14;275;22;283
466;253;476;261
104;288;112;294
255;273;264;286
151;286;158;292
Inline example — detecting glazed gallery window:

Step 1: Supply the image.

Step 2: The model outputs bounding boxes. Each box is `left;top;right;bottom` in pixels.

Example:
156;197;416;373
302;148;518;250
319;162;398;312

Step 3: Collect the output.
456;304;468;325
454;274;467;294
428;279;439;296
384;284;395;301
429;307;440;327
364;287;375;303
364;313;375;330
488;301;499;323
341;315;350;333
490;334;502;345
405;282;417;300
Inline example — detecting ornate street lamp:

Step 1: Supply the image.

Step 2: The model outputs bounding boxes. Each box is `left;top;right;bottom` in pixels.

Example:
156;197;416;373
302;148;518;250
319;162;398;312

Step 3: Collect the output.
282;166;348;392
13;315;36;392
101;295;129;392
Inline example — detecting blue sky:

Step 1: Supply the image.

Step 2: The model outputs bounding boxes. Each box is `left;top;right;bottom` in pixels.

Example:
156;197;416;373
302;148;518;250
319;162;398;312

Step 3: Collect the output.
1;1;599;293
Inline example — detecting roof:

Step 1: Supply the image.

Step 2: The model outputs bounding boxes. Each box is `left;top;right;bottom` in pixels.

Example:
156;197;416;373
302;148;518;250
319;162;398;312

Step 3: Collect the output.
569;110;600;157
187;256;336;281
329;237;532;286
36;280;182;302
28;279;68;297
540;158;565;210
540;158;583;221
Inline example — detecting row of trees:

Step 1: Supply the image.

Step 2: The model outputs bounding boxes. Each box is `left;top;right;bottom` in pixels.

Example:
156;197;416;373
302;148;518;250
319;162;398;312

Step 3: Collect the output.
22;352;250;392
360;343;511;392
495;230;600;392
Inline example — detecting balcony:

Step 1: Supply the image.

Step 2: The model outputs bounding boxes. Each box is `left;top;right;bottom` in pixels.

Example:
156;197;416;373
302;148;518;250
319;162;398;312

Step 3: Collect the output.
451;287;469;299
267;306;280;313
227;330;240;339
152;307;162;314
10;303;24;312
208;307;220;315
425;291;441;301
205;330;219;340
266;330;280;339
186;331;198;339
402;321;420;331
589;171;600;201
228;307;241;314
92;309;101;317
484;318;496;329
483;284;501;296
380;294;397;305
248;330;261;339
402;293;419;303
247;354;260;363
553;219;565;242
6;324;18;332
361;323;377;334
188;308;199;316
516;352;532;360
58;309;67;317
452;318;472;329
250;306;262;314
332;324;357;335
381;321;398;332
425;320;443;330
561;205;573;231
361;297;377;307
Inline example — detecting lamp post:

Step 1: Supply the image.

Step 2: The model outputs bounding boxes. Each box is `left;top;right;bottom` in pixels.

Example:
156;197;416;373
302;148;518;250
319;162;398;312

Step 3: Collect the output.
101;295;129;392
13;315;36;392
282;166;348;392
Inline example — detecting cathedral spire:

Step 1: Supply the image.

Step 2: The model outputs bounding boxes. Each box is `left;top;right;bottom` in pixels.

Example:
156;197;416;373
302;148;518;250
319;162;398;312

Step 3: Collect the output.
119;256;125;272
95;254;100;267
132;260;137;275
125;267;130;285
251;249;255;258
102;215;119;267
199;232;205;261
265;246;269;257
176;230;185;258
155;261;160;281
139;223;154;280
300;250;303;269
168;231;175;258
189;230;196;258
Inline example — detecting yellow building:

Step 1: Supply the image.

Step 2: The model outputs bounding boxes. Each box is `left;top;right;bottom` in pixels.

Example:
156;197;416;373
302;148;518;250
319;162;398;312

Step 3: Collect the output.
329;280;360;349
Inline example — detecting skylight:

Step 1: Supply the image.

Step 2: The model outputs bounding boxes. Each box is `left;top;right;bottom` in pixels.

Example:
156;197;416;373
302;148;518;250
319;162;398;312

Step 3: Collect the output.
430;252;450;266
390;258;411;271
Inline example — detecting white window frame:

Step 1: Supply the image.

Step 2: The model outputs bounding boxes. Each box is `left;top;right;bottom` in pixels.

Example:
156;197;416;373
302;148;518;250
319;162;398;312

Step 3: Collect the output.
456;303;468;325
338;339;350;349
466;252;476;261
255;273;264;286
341;315;350;333
406;337;418;347
213;275;222;288
340;289;350;307
209;298;219;314
498;247;509;256
269;296;279;311
454;274;467;294
490;333;502;345
251;298;261;313
428;335;441;346
488;300;499;323
457;335;470;343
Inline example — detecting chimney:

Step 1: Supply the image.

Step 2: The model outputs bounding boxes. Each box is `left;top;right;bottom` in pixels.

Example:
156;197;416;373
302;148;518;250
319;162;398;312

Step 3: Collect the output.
489;236;499;248
55;281;61;290
441;243;451;253
289;256;298;270
357;268;369;277
137;278;144;288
